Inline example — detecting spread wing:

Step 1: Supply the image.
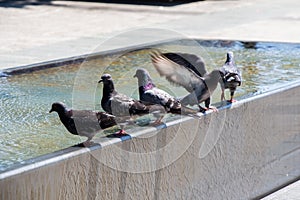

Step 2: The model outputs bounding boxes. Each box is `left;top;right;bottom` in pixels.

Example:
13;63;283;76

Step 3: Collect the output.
151;52;203;93
163;52;207;77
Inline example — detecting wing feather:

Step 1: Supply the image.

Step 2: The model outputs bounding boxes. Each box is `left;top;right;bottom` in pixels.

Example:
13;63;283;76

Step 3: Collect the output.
151;52;202;93
163;52;207;77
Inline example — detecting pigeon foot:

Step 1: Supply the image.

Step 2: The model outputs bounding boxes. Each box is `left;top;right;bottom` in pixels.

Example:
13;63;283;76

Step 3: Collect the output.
83;140;95;147
151;115;164;126
200;105;218;113
198;105;207;113
227;99;237;103
151;120;164;126
115;129;127;135
207;106;218;113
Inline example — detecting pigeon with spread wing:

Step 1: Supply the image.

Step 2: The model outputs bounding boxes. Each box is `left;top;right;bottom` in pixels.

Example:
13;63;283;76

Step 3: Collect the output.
151;52;223;112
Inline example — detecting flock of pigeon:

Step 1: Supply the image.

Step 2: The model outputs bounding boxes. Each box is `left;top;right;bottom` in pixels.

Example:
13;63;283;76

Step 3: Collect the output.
49;51;242;146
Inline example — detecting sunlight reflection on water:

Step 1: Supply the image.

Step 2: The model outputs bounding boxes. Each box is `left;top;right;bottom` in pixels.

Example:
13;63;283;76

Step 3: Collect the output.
0;40;300;171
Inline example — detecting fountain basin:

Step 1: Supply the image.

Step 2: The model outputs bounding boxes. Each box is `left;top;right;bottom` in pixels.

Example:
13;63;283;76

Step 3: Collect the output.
0;39;299;199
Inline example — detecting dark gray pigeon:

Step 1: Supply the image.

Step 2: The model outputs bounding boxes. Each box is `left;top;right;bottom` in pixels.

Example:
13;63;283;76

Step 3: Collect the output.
49;102;117;146
219;51;242;103
151;52;223;112
99;74;167;130
133;68;199;116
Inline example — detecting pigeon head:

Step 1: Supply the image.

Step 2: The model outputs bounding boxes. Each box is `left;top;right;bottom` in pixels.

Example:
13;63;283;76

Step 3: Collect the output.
98;74;113;83
98;73;115;96
133;68;155;88
49;102;68;114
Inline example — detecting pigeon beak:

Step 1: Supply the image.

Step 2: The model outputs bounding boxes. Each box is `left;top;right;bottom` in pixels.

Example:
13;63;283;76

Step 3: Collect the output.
133;74;137;78
49;108;53;113
98;79;103;83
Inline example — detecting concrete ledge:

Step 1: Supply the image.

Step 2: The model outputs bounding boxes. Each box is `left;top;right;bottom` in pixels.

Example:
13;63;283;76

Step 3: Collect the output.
261;180;300;200
1;37;183;75
1;79;300;199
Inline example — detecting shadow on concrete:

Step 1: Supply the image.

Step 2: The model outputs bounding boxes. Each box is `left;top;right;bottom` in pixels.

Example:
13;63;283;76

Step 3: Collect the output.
0;0;203;8
73;0;203;7
0;0;53;8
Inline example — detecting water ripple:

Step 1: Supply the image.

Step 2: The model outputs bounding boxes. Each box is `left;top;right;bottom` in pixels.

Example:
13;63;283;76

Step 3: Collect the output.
1;41;300;172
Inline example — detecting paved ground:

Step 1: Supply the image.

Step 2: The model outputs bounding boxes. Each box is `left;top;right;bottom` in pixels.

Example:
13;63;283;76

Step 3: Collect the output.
0;0;299;198
1;0;300;69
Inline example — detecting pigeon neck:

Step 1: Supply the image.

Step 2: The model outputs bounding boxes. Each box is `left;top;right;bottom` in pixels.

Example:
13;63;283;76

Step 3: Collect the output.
57;110;78;135
102;81;115;98
225;60;234;66
137;75;154;94
57;108;70;120
144;82;154;90
138;82;154;95
225;55;234;65
137;73;154;86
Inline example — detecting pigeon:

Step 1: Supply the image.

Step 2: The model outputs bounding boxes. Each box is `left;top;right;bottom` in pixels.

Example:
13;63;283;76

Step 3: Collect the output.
133;68;199;116
151;52;223;112
98;74;167;131
219;52;242;103
49;102;117;146
162;51;242;103
133;68;175;107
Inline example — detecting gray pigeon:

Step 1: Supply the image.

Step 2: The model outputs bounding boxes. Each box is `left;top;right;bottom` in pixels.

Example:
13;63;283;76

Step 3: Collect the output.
219;52;242;103
151;52;223;112
133;68;175;107
133;68;199;116
98;74;167;131
49;102;117;146
160;51;242;103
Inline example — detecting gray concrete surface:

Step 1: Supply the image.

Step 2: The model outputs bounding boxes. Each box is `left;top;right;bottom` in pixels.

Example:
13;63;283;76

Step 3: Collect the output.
1;0;300;69
1;0;299;198
262;181;300;200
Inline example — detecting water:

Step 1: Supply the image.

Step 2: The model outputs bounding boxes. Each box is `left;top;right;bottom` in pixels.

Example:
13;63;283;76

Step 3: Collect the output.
0;40;300;172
